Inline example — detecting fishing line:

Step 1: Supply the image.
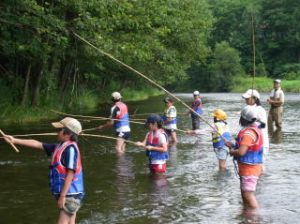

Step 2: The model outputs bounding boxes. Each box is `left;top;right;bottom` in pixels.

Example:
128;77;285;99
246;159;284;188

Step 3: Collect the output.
73;32;224;138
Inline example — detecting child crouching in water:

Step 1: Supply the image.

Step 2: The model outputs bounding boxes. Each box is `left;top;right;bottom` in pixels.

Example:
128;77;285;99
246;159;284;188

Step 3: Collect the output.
186;109;232;171
135;114;169;173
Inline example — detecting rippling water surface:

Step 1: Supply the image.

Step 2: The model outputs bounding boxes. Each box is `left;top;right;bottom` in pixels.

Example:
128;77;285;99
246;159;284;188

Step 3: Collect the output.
0;93;299;224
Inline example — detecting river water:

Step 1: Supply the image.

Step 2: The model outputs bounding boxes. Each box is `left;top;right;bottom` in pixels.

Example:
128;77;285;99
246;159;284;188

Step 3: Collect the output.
0;93;299;224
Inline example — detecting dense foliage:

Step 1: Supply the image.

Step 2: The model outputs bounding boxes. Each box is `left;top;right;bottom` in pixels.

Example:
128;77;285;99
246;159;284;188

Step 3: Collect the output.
0;0;299;112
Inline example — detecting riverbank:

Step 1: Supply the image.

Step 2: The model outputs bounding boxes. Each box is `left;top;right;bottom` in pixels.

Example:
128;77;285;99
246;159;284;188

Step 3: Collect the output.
231;76;300;92
0;88;163;124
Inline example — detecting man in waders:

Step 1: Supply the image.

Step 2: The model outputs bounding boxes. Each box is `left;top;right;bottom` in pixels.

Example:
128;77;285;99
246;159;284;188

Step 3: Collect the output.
98;92;131;154
187;91;203;130
4;117;84;224
267;79;284;132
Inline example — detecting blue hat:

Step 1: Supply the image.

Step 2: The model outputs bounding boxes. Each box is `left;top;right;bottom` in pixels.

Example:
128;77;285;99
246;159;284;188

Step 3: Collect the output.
146;114;162;124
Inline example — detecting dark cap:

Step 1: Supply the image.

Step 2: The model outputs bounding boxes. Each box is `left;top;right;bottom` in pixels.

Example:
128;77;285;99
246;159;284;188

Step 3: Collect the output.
146;114;162;124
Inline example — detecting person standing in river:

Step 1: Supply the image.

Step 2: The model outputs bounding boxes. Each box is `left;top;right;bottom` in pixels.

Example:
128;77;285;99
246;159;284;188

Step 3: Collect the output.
226;106;264;209
267;79;284;132
135;114;169;173
3;117;84;224
161;97;178;144
98;92;131;154
242;89;269;161
187;90;203;130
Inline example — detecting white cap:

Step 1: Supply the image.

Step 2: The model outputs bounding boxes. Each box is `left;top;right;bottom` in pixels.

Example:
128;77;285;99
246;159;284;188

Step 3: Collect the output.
241;105;257;122
112;92;122;100
242;89;260;99
52;117;82;135
274;79;281;83
193;90;200;96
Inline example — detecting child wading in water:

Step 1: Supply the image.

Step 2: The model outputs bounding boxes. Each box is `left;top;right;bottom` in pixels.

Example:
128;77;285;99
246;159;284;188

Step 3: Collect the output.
186;109;232;171
4;117;84;224
226;105;264;209
135;114;169;173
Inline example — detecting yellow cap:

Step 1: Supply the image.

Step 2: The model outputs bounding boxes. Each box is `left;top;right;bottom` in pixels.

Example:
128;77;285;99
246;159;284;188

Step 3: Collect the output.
212;109;227;120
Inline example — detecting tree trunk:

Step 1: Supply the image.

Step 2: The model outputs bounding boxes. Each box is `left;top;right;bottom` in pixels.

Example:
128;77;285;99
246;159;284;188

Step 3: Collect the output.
21;64;31;106
32;65;44;106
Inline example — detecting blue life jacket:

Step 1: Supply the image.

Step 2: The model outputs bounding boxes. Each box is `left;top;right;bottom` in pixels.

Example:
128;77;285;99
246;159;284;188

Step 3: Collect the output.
113;102;130;129
235;126;263;164
49;141;84;195
191;98;203;118
162;106;177;124
146;129;169;161
212;121;232;148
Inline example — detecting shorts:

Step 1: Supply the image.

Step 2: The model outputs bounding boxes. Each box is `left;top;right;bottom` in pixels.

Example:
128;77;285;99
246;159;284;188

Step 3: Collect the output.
165;129;176;136
62;196;82;215
116;131;130;140
240;175;259;192
214;147;228;160
149;163;167;173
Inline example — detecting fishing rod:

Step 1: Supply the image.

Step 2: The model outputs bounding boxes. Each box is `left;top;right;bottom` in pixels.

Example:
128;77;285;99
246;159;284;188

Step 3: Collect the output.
0;132;148;149
52;110;187;133
73;32;224;138
0;129;20;152
51;110;145;125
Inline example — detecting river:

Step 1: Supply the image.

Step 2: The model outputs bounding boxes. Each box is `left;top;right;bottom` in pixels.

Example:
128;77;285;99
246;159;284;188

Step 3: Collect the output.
0;93;299;224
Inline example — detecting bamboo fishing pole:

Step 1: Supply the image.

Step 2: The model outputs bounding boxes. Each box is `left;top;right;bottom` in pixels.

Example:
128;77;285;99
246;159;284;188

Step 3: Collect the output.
52;110;187;133
51;110;145;125
73;32;223;137
0;129;20;152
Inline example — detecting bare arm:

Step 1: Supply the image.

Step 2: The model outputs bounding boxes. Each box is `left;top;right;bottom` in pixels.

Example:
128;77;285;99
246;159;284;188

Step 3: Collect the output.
229;145;248;157
98;120;113;130
4;135;43;150
147;142;168;152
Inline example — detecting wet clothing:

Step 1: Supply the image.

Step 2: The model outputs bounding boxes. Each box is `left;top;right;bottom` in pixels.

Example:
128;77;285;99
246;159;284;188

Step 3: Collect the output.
190;98;203;130
111;101;131;133
162;106;177;130
268;88;284;129
145;129;168;173
43;141;84;199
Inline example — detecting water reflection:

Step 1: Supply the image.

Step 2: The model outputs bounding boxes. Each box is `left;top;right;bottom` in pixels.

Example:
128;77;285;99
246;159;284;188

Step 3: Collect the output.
270;129;283;144
148;174;169;205
114;154;135;206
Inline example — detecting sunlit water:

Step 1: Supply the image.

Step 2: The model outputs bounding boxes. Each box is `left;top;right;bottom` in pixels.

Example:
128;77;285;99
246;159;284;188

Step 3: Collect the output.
0;93;299;224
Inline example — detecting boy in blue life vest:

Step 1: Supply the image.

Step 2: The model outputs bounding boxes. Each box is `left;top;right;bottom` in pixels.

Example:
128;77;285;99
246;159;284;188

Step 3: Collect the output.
161;97;178;144
4;117;84;224
186;109;232;171
135;114;169;173
98;91;131;154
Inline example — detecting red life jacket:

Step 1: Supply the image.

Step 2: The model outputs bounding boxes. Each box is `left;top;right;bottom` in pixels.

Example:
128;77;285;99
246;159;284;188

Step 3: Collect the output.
114;102;129;129
50;141;84;195
235;126;263;164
